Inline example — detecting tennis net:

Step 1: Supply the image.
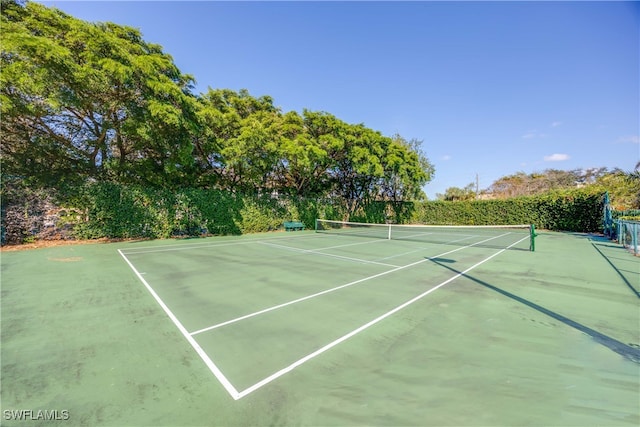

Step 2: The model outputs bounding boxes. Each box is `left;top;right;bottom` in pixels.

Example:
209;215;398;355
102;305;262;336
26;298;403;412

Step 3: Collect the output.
315;219;536;251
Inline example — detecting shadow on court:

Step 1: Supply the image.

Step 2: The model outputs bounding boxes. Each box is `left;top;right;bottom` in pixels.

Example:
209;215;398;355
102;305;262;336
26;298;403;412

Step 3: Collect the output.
428;257;640;364
589;238;640;299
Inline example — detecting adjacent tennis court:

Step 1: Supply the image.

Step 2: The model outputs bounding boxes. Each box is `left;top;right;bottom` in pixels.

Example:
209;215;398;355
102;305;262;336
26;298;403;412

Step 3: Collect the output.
1;223;638;426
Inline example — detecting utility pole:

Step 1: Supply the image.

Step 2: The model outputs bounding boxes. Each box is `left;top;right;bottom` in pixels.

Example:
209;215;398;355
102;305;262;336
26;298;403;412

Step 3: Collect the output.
475;173;479;199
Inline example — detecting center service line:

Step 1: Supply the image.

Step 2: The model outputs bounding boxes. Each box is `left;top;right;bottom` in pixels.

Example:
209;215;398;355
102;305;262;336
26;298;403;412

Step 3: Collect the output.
235;234;530;399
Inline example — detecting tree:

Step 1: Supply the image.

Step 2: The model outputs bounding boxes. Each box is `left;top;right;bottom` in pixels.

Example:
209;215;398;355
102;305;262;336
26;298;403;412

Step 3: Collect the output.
1;1;436;212
486;168;609;198
1;1;199;188
379;134;434;202
595;170;640;210
437;183;476;201
194;88;284;192
271;110;332;197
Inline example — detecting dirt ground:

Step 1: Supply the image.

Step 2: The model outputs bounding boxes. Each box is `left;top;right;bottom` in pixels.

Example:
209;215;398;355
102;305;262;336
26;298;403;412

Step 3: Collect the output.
0;237;144;252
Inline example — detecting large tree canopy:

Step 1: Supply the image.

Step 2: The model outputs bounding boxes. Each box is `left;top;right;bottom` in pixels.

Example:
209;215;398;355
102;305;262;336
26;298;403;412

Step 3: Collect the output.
1;0;199;188
1;0;435;213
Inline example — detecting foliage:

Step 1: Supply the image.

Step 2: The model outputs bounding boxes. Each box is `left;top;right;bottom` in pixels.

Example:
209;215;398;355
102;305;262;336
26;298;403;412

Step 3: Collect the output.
412;188;605;232
485;168;639;210
486;168;608;198
594;170;640;210
1;182;607;245
0;2;621;244
1;1;434;219
1;1;199;188
68;183;246;239
436;183;476;201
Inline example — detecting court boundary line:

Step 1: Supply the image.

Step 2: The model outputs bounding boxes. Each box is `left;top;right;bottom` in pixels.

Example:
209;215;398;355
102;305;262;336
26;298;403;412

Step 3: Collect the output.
234;234;531;399
258;241;401;268
117;249;241;400
189;232;511;336
122;233;389;257
374;234;481;261
120;231;326;254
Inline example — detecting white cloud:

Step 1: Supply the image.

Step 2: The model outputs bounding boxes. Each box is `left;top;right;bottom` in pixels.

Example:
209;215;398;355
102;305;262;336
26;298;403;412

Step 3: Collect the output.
618;135;639;144
522;130;548;139
551;121;563;127
544;153;570;162
441;154;452;161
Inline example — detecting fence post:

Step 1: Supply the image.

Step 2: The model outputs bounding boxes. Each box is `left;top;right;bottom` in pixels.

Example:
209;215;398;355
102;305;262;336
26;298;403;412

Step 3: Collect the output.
618;220;622;245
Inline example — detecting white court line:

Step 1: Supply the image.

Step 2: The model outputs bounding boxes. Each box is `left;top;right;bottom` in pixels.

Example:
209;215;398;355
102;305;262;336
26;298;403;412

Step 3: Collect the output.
122;240;261;255
189;233;511;336
258;241;401;268
375;234;477;261
235;233;530;399
118;249;241;400
120;232;324;254
298;237;391;252
122;232;385;256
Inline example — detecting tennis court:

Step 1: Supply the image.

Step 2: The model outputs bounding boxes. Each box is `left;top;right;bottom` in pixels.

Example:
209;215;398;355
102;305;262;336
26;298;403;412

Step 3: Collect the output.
1;223;639;426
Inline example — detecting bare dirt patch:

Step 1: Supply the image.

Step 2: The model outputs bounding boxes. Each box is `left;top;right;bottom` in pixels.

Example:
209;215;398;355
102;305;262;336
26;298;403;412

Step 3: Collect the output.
1;238;147;252
48;256;83;262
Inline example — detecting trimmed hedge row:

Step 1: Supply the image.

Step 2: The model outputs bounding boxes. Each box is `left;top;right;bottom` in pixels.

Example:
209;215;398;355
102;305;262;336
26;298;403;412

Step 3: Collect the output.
407;189;605;231
1;182;605;244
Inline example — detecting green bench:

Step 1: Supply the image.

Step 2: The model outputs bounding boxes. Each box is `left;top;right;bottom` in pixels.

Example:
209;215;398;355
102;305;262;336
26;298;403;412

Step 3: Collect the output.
284;221;305;231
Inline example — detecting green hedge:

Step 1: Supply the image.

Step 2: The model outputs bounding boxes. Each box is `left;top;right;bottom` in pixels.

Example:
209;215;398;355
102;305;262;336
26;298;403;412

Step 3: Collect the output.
1;182;606;244
405;189;604;231
66;183;351;239
71;183;250;239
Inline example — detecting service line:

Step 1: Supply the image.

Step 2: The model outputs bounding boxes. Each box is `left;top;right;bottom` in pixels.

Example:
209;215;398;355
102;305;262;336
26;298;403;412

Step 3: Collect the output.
257;241;401;268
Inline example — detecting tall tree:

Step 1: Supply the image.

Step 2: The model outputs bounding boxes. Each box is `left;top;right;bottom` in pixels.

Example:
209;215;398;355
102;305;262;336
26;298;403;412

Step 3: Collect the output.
380;134;434;202
595;169;640;210
272;110;332;197
195;88;281;191
437;183;476;201
1;0;199;188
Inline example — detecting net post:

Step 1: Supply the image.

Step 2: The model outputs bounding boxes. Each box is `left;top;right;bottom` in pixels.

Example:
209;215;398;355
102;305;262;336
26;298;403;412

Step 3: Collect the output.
315;219;318;233
529;224;536;252
388;224;391;240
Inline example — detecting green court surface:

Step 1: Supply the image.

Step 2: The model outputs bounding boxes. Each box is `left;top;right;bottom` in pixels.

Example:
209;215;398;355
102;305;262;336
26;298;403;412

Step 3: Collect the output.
1;230;638;426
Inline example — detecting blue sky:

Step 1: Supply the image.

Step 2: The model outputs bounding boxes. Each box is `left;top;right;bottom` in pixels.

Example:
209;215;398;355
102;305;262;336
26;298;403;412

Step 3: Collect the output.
40;1;639;198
